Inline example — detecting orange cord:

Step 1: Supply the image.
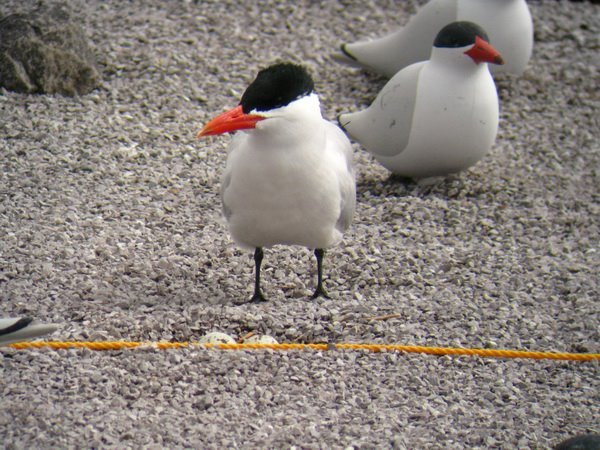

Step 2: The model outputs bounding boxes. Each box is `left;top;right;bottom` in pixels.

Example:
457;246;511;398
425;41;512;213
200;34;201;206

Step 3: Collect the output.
6;341;599;361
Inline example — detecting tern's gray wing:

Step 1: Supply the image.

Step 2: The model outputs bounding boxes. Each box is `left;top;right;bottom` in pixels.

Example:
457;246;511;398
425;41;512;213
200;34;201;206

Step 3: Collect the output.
325;122;356;233
220;170;232;221
220;133;246;222
339;61;425;158
337;175;356;234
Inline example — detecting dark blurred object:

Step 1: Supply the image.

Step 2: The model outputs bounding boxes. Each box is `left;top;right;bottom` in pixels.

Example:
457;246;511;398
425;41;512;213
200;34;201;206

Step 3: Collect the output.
0;1;100;95
555;434;600;450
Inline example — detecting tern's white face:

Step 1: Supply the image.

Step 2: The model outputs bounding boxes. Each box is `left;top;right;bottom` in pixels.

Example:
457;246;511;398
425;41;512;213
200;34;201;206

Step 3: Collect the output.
253;93;322;132
430;37;503;68
429;42;502;71
197;93;323;143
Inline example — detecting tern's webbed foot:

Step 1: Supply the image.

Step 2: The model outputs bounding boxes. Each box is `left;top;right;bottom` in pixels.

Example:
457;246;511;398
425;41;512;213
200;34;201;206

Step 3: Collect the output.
248;291;268;304
311;285;331;300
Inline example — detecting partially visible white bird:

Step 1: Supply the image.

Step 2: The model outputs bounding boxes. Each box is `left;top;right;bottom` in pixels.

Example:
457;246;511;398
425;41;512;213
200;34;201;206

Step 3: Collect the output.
334;0;533;77
197;63;356;303
339;21;503;182
0;317;58;346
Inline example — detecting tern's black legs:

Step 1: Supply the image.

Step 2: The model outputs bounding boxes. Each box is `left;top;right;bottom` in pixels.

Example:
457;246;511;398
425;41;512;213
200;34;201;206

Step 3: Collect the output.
245;247;330;303
249;247;267;303
312;248;331;299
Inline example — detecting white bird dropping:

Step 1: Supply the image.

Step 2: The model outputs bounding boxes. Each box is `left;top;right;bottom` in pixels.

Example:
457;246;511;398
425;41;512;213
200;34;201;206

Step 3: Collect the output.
335;0;533;77
198;63;356;303
339;22;504;182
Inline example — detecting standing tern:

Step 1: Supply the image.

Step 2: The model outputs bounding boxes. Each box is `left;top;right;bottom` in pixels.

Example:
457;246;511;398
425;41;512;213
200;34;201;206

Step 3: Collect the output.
197;63;356;303
338;21;504;183
0;317;58;346
334;0;532;77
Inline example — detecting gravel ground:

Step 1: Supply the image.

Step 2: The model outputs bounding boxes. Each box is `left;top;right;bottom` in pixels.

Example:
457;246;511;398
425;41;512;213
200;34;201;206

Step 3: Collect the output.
1;0;598;448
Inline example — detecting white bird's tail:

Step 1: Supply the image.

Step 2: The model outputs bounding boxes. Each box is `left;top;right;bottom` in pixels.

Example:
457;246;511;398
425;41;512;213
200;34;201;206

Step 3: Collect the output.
0;317;58;346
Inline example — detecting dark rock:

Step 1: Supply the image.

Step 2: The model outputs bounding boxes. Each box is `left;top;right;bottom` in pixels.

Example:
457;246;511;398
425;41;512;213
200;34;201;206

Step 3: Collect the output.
0;1;100;96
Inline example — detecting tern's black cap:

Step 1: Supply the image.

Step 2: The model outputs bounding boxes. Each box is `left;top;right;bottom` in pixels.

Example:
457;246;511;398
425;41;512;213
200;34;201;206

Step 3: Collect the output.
240;63;314;114
433;21;490;48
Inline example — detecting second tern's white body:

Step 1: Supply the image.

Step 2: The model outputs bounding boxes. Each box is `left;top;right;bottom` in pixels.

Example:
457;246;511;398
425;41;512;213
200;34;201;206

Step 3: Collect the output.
338;0;533;77
339;46;500;179
221;94;355;250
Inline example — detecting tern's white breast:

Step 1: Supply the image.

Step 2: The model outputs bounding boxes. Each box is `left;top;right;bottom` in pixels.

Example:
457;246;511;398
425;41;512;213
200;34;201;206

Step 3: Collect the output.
222;126;348;249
